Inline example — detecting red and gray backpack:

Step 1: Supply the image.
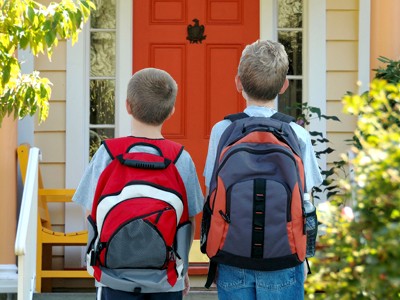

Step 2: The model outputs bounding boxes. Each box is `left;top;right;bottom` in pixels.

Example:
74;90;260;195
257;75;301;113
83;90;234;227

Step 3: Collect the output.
86;137;192;293
200;112;307;288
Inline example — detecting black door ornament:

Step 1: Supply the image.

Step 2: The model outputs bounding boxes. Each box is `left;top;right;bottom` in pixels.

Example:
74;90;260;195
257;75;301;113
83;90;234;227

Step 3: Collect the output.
187;19;206;44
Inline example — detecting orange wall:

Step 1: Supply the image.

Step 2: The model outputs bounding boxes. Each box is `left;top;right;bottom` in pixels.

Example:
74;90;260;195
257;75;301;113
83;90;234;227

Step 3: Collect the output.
370;0;400;79
0;117;17;264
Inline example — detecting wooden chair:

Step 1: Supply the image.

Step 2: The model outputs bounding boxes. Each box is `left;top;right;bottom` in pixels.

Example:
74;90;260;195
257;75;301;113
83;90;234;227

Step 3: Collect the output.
17;144;91;293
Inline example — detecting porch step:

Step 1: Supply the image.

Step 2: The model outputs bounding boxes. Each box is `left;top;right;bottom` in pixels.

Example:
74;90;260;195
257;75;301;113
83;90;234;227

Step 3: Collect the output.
32;289;218;300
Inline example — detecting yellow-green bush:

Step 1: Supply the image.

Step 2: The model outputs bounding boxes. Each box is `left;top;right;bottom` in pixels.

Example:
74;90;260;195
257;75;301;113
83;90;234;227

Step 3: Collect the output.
305;79;400;299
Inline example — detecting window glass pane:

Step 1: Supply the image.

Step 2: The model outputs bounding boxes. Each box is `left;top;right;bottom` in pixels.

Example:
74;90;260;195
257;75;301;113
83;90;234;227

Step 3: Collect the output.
279;31;302;76
89;128;115;159
278;0;302;28
91;0;116;29
90;32;116;77
278;79;302;119
90;80;115;124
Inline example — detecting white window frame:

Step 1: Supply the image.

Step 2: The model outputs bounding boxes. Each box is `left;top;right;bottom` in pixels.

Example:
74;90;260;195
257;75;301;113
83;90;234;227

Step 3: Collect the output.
65;0;132;267
262;0;327;177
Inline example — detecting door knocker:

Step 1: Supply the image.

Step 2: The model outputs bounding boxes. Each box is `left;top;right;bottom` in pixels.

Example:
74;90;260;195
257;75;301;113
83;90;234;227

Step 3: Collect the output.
187;19;206;44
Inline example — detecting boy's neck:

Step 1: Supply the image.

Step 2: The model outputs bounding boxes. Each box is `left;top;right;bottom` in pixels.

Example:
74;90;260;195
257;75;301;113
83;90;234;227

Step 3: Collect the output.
246;98;275;109
130;118;164;139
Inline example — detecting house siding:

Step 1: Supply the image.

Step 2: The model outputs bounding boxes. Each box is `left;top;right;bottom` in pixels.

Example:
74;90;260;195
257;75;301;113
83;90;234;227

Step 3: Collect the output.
326;0;359;164
34;21;68;268
34;41;67;189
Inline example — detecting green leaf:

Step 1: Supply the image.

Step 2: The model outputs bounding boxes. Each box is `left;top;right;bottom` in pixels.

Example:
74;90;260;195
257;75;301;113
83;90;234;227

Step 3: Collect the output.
19;35;29;49
316;147;335;155
321;114;341;122
2;64;11;85
45;31;55;47
309;106;322;118
42;20;52;31
27;6;35;23
309;131;323;137
75;9;83;28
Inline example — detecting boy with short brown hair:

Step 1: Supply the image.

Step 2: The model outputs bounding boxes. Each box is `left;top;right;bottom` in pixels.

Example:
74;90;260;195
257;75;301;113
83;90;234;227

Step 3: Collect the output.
73;68;204;300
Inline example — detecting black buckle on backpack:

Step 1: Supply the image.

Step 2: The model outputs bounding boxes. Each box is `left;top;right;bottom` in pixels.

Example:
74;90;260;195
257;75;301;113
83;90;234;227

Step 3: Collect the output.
89;250;96;266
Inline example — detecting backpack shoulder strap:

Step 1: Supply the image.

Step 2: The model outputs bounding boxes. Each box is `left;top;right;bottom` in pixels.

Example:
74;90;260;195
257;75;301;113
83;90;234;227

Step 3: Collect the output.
224;112;249;122
103;137;136;159
155;139;184;164
103;137;184;164
270;112;296;123
225;112;295;124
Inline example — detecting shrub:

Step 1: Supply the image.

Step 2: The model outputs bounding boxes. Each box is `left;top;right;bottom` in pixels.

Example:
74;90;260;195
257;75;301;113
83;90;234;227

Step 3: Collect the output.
305;79;400;299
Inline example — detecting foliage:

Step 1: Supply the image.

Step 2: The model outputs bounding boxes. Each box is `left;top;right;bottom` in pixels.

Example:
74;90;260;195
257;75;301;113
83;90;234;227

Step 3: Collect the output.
374;56;400;84
285;102;344;202
0;0;95;125
305;79;400;299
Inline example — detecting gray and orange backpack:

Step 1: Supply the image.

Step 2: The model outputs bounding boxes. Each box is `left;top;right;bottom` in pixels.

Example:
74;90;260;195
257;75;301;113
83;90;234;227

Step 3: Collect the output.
201;112;308;288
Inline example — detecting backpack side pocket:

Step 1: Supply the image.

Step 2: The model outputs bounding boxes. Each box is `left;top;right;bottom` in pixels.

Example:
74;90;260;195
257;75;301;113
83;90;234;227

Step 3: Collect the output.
304;200;318;258
86;215;98;266
200;196;212;254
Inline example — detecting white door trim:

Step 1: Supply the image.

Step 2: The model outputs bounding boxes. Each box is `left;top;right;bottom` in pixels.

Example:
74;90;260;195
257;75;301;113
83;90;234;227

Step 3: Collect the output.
305;0;327;178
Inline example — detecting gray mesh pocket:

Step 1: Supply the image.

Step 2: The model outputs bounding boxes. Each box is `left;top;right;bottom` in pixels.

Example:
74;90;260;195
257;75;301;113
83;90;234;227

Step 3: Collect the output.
105;219;167;269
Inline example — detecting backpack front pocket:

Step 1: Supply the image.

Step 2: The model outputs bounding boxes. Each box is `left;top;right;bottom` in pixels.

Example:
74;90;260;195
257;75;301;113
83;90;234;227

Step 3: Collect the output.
105;219;167;269
99;205;178;269
223;178;292;259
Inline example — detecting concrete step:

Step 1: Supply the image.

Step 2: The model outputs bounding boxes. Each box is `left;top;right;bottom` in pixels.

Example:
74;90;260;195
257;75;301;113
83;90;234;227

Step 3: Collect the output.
32;289;218;300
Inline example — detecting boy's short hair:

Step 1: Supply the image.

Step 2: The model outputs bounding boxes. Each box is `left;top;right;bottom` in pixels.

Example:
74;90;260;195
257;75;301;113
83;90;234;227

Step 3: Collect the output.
238;40;289;101
127;68;177;125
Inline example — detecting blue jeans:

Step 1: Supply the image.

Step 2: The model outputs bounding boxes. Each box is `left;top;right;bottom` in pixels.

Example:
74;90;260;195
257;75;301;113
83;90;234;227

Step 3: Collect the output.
216;263;304;300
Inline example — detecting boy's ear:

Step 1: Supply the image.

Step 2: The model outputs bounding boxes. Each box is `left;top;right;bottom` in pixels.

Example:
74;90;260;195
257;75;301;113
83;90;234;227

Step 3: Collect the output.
166;106;175;120
126;99;132;115
235;75;243;93
279;78;289;94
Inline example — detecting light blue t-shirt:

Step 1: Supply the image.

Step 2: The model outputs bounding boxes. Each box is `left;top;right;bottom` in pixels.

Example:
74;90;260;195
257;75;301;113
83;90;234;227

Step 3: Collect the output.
203;106;323;192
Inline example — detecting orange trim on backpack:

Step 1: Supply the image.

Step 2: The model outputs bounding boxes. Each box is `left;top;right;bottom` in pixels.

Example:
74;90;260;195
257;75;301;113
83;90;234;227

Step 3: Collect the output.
206;179;229;257
291;182;307;260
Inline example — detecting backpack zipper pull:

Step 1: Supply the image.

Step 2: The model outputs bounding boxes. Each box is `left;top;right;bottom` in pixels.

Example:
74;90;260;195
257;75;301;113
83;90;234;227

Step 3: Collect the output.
219;210;231;223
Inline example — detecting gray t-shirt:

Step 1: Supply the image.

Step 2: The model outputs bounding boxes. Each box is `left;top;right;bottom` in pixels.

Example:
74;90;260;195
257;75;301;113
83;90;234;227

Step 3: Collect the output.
203;106;323;192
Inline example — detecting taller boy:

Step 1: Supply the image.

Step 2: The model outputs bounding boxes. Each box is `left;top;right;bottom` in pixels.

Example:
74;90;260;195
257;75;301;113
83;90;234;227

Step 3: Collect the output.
203;40;323;299
73;68;204;300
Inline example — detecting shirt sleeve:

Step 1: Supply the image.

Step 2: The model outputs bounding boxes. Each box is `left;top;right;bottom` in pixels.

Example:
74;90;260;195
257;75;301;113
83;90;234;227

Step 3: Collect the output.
203;120;231;188
175;150;204;217
72;145;112;211
290;123;323;192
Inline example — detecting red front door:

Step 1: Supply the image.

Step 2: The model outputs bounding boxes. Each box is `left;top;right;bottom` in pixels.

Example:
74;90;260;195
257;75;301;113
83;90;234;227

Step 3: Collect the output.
133;0;259;237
